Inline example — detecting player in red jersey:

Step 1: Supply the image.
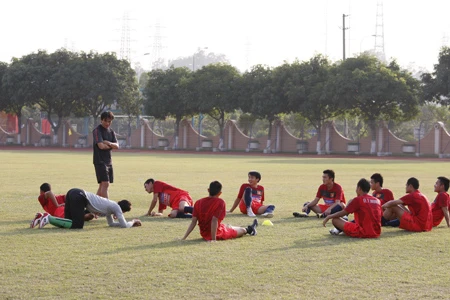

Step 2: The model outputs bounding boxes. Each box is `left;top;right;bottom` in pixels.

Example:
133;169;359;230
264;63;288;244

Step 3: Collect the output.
30;183;95;228
323;178;382;238
370;173;394;205
294;169;346;218
382;177;433;232
181;181;258;241
228;171;275;218
370;173;399;227
431;176;450;227
144;179;194;218
37;183;66;218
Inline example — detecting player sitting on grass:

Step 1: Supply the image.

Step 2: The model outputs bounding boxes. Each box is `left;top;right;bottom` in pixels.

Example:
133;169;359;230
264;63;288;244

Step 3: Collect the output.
228;171;275;218
181;181;258;242
36;188;141;229
323;178;382;238
30;183;95;228
370;173;399;227
431;176;450;228
382;177;432;232
294;169;346;218
144;178;194;218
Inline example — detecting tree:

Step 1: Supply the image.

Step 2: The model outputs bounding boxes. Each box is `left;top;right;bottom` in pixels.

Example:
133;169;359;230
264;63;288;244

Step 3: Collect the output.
74;52;126;120
0;62;8;111
422;46;450;105
241;64;289;150
2;52;46;143
115;60;142;145
37;49;80;143
143;66;193;149
333;54;422;153
168;49;228;71
189;63;241;149
287;55;341;153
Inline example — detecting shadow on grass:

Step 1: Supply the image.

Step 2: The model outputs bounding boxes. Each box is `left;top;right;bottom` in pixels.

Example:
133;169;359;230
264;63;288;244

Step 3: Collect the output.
265;227;419;252
100;238;205;254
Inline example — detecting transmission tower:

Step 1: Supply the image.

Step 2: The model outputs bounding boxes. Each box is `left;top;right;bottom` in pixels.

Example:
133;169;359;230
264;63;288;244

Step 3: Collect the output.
374;1;386;62
119;12;132;62
148;21;166;70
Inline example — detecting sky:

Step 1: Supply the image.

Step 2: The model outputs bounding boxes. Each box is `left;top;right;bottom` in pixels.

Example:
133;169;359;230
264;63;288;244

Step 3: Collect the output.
1;0;450;73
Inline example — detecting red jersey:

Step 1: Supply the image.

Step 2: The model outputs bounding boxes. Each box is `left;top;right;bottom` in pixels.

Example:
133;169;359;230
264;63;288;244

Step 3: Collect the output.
345;194;382;237
237;183;264;205
153;181;190;209
316;183;346;205
372;189;394;206
38;194;65;216
193;196;227;241
400;190;433;231
431;192;450;227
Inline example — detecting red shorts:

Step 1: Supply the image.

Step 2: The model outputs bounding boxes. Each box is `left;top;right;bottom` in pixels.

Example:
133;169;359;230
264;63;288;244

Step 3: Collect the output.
318;204;330;214
170;193;193;211
399;212;423;232
343;222;379;238
216;224;238;240
432;210;444;227
239;200;263;214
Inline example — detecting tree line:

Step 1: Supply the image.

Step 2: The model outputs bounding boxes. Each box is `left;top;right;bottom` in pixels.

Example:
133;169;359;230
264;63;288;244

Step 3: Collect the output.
1;47;450;148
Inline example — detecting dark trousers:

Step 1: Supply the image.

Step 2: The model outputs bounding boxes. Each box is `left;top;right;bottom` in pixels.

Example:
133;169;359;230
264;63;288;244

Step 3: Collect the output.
64;188;88;229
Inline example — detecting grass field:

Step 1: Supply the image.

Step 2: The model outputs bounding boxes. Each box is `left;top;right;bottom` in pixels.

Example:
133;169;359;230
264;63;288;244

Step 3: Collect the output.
1;149;449;299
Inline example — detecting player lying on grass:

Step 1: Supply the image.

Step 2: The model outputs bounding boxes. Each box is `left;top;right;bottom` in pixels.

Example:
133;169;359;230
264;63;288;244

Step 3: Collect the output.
35;188;141;229
182;181;258;242
144;178;194;218
323;178;382;238
294;169;346;218
30;183;96;228
382;177;432;232
228;171;275;218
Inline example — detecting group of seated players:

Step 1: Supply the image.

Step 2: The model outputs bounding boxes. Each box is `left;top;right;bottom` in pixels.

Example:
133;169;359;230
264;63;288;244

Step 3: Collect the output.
29;169;450;241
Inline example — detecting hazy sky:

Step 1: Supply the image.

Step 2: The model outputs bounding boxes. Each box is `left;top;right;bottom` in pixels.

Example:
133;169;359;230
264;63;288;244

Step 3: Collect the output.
1;0;450;72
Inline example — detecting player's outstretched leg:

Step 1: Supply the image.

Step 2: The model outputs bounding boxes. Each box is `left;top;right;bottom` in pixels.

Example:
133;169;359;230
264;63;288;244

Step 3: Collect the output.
246;219;258;236
262;205;275;218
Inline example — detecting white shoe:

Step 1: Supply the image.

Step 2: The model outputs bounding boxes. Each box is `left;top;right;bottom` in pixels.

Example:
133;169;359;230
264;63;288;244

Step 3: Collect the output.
247;209;256;217
329;228;341;235
30;212;43;228
39;213;50;229
261;212;273;218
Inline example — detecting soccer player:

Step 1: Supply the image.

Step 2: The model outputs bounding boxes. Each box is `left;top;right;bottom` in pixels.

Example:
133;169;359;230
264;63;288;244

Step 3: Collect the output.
370;173;398;227
30;183;95;228
370;173;394;205
144;179;194;218
36;188;141;229
323;178;382;238
228;171;275;218
431;176;450;228
382;177;433;232
293;169;346;218
93;111;119;199
181;181;258;241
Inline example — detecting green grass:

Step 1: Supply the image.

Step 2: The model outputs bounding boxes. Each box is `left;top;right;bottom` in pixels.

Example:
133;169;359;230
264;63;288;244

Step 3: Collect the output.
1;150;450;299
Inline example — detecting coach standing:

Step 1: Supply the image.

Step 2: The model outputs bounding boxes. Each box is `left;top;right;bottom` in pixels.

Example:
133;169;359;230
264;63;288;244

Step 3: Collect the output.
93;111;119;198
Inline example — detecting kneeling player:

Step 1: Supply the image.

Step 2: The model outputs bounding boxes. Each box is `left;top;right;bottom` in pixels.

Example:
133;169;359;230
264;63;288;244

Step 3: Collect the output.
144;179;194;218
323;178;382;238
181;181;258;242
